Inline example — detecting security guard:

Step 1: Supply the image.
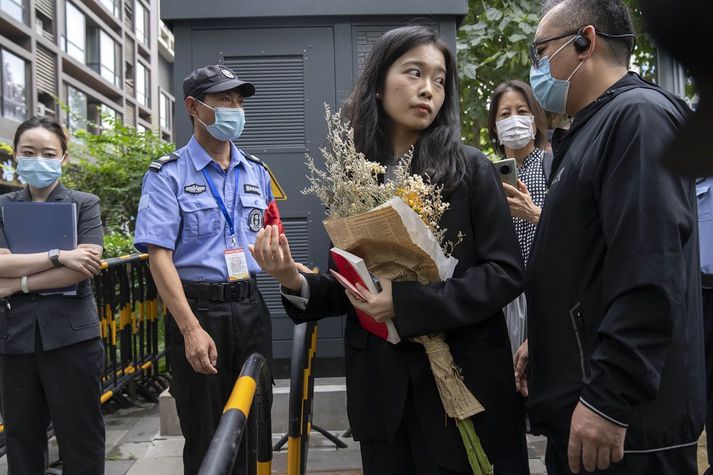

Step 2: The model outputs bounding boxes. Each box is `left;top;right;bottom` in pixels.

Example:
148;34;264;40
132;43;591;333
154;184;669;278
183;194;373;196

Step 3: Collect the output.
134;64;282;474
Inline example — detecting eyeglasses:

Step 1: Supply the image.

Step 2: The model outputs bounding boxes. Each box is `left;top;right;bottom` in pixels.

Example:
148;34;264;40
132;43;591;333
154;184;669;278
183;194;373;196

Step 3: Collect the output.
528;28;638;69
528;30;580;69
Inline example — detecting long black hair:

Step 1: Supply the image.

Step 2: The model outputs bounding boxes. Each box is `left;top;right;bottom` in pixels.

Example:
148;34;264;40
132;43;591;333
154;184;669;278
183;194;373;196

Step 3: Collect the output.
344;25;469;193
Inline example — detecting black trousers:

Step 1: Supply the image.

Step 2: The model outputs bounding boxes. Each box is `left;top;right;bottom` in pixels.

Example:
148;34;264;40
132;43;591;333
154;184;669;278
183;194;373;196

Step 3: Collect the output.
703;286;713;474
545;438;698;475
168;286;273;475
359;382;530;475
0;336;105;475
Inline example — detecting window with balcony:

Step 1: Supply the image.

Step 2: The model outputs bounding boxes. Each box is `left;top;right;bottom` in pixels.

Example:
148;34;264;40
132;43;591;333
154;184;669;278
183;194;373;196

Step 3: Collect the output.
97;104;118;130
67;86;88;133
64;1;86;63
159;91;172;132
136;61;149;107
1;0;27;24
99;0;120;18
68;85;120;134
135;1;148;46
98;30;120;86
1;49;27;121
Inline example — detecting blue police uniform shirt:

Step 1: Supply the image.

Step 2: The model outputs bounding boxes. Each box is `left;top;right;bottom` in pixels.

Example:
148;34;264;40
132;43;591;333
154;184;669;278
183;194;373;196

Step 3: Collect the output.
698;177;713;276
134;136;274;281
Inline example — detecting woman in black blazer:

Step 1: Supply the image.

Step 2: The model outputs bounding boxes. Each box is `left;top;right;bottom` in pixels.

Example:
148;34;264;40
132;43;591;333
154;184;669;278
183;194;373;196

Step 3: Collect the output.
251;26;530;474
0;117;105;474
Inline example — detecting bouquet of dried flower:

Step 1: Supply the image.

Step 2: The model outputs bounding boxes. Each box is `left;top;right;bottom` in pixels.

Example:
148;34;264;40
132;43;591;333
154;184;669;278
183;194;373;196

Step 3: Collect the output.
303;105;493;475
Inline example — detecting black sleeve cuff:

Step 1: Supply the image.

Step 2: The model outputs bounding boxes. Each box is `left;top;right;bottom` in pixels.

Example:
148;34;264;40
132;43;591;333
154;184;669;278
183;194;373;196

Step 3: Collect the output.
579;389;631;428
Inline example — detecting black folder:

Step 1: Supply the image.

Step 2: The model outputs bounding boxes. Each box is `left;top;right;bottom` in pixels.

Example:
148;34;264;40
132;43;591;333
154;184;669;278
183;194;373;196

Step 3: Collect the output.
2;201;78;295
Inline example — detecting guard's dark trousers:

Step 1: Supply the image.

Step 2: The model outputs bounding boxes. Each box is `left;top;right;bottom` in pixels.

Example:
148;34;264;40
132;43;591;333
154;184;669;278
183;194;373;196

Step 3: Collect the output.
0;336;105;475
169;280;272;475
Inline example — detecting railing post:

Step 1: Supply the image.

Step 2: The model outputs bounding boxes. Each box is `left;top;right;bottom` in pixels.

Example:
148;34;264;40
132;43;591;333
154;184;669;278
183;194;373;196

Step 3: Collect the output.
198;353;272;475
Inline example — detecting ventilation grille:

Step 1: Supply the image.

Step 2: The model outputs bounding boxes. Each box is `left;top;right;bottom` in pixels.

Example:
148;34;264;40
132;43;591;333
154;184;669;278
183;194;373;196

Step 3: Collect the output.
124;101;135;128
222;56;305;150
124;35;135;64
35;0;54;20
256;217;310;314
36;45;56;95
355;28;391;76
123;0;133;31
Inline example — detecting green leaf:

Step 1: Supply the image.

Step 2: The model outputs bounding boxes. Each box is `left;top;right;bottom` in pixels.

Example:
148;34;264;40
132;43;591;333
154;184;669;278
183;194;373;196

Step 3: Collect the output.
508;33;527;43
463;63;478;80
485;7;503;21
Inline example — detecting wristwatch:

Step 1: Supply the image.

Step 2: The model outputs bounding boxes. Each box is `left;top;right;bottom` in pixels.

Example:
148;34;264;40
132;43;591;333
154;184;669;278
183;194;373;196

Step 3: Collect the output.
48;249;63;268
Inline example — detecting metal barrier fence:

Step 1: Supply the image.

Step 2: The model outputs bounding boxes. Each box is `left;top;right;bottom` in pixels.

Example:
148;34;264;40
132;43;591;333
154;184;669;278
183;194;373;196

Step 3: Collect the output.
273;321;346;475
97;253;170;407
198;353;273;475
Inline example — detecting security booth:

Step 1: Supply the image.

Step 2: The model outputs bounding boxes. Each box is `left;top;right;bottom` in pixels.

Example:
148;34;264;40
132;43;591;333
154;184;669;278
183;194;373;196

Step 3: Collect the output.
161;0;468;360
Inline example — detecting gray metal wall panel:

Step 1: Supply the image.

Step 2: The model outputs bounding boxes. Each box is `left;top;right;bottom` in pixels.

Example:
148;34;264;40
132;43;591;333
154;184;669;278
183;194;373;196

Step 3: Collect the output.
162;0;467;21
222;56;305;150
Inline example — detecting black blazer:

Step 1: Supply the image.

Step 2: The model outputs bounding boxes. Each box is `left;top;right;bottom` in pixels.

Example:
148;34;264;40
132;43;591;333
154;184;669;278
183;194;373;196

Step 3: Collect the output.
0;184;104;354
283;146;526;470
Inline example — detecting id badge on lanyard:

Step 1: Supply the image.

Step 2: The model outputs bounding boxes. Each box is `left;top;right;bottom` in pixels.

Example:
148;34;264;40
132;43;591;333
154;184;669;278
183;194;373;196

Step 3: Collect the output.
202;167;251;281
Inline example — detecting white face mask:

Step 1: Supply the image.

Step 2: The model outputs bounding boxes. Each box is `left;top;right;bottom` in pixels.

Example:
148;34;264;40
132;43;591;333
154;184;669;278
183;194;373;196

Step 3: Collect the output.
496;115;536;150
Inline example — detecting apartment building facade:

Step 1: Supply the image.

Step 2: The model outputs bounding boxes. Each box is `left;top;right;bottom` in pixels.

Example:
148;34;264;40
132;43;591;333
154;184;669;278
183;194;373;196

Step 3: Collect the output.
0;0;175;190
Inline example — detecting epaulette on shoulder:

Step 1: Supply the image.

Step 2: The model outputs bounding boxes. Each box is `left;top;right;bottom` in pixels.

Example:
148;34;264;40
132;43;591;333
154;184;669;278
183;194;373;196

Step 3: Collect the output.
149;153;179;172
245;153;267;169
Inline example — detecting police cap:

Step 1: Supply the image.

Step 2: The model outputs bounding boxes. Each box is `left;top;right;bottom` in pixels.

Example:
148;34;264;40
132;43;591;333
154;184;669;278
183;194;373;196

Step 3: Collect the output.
182;64;255;99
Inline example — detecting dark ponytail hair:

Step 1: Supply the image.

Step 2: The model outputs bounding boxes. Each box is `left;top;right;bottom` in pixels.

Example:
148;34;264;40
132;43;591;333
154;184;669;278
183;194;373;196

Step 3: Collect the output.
344;25;468;193
13;116;68;155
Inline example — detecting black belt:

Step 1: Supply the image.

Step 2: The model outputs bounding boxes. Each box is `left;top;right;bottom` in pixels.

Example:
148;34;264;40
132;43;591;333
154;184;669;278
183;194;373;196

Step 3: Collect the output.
182;278;256;303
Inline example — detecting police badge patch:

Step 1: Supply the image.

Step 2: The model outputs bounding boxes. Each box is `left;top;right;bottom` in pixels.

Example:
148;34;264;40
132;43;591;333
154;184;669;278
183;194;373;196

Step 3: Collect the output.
184;184;206;194
219;67;235;79
248;208;263;232
244;184;261;195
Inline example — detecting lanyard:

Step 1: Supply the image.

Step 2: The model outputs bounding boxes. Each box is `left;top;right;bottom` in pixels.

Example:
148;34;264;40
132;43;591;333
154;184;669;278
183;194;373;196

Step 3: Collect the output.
201;165;240;246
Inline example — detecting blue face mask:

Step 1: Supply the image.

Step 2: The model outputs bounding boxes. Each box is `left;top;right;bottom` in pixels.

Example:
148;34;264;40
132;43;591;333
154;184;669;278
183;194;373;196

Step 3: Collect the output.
529;37;585;114
16;157;63;188
196;100;246;142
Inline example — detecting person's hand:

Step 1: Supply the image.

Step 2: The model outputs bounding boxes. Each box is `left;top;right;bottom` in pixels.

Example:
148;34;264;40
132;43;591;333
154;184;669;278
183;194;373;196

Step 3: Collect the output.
514;339;529;397
568;402;627;473
502;180;541;224
0;278;20;298
345;277;395;322
183;325;218;374
248;225;302;291
295;262;314;274
58;248;102;277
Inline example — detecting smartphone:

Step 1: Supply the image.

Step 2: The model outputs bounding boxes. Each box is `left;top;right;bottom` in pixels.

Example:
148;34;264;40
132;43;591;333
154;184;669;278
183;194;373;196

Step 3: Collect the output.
493;158;518;187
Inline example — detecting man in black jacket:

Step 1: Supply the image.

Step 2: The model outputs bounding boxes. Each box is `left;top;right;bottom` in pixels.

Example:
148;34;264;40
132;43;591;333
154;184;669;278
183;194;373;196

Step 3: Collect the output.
516;0;704;473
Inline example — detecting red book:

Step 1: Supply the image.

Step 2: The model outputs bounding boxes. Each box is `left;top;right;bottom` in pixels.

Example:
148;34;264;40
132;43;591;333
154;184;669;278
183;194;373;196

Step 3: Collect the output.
329;247;401;344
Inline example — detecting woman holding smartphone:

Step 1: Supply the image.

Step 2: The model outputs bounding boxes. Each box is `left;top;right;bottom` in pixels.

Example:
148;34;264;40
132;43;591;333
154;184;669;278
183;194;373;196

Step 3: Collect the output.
251;26;530;475
0;116;105;474
487;80;550;359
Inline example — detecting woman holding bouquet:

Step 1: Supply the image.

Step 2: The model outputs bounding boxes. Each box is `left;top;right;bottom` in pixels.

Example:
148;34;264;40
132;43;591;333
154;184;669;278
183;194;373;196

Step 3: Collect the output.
251;25;529;474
